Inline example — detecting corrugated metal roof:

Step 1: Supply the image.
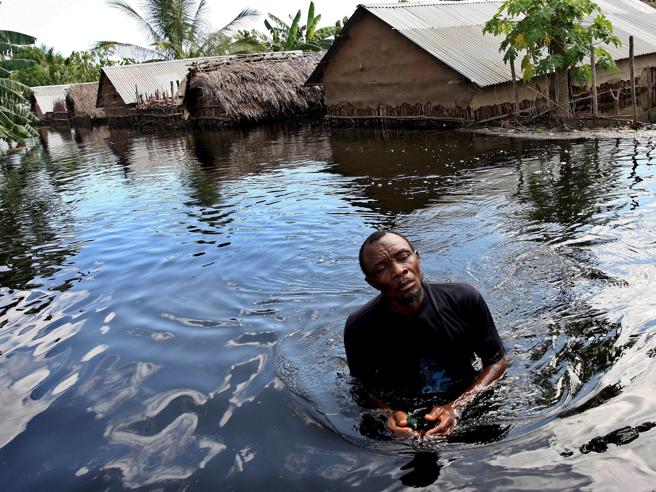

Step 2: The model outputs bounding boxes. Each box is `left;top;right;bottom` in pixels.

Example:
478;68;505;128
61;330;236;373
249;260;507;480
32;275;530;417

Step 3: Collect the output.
31;84;70;113
354;0;656;87
100;56;228;106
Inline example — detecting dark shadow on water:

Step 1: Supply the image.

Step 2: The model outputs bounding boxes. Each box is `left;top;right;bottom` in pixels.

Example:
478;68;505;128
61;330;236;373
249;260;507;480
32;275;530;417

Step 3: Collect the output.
580;421;655;454
398;452;441;488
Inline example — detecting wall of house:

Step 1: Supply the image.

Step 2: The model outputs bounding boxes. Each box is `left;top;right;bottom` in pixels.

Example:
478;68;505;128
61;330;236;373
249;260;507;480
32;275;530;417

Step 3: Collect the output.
321;12;480;120
99;78;132;117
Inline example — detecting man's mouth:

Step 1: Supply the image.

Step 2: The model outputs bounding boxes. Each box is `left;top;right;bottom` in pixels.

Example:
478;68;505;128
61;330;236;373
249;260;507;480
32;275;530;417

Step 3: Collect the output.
398;279;416;293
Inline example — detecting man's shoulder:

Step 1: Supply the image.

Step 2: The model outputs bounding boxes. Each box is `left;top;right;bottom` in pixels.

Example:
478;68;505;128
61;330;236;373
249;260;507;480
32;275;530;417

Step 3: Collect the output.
427;281;481;297
428;282;485;309
345;295;383;333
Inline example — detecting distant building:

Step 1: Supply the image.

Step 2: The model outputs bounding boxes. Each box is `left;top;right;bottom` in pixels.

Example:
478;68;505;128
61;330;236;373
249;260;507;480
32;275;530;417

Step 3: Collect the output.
65;82;106;126
307;0;656;125
31;84;70;122
96;57;226;118
96;52;323;128
180;52;323;127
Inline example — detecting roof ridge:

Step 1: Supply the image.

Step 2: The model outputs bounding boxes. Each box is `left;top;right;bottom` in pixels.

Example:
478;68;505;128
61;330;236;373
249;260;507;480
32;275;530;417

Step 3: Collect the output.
102;51;307;71
361;0;502;8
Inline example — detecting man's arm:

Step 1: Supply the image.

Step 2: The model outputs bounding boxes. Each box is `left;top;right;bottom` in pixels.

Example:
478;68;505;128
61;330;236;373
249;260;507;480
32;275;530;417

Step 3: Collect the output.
424;356;508;436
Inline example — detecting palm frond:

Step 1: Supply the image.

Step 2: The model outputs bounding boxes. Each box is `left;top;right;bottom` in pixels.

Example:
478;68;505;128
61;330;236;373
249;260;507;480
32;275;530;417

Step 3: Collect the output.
189;31;232;57
191;0;209;37
107;0;163;44
93;41;165;62
265;14;289;31
220;8;260;34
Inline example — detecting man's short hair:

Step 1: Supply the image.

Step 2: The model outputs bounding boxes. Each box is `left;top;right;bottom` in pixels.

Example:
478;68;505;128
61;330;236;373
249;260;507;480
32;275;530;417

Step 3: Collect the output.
358;230;416;275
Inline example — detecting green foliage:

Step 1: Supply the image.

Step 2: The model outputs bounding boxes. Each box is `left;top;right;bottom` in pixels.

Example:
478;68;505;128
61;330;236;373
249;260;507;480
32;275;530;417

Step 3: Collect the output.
98;0;259;60
9;45;119;87
483;0;621;83
0;30;37;149
229;30;271;54
264;2;344;52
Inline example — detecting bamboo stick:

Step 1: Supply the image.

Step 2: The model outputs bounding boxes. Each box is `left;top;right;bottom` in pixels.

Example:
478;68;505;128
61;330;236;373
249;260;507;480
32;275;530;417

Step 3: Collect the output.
590;43;599;126
630;35;638;124
510;59;519;116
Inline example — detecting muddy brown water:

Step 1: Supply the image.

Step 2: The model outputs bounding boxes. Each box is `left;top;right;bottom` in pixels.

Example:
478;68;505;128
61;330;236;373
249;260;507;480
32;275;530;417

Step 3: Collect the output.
1;124;655;490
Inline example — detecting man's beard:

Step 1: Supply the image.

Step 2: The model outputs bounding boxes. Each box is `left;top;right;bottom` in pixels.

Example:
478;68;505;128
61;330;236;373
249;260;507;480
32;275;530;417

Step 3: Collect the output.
396;287;424;306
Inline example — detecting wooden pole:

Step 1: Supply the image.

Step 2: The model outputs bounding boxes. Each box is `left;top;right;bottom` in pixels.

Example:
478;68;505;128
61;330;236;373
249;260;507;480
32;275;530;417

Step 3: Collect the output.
510;59;519;116
630;35;638;125
590;43;598;126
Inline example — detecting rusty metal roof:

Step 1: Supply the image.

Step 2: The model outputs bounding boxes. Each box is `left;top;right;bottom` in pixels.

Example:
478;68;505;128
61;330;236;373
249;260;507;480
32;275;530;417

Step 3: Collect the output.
309;0;656;87
31;84;70;113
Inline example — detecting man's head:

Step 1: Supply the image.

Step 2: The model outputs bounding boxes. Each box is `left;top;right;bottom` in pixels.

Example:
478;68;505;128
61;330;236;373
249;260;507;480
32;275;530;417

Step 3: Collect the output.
359;231;424;310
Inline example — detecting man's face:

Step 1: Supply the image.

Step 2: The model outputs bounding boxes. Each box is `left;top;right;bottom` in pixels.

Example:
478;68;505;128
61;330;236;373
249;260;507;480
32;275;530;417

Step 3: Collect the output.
362;233;423;306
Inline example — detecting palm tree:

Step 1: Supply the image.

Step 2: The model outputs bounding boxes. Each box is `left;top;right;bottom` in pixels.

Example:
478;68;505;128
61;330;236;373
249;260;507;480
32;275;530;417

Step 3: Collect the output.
0;30;37;149
96;0;259;61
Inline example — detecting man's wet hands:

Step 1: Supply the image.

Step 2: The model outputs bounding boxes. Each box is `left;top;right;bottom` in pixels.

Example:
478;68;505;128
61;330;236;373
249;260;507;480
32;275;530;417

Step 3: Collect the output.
386;405;457;437
387;410;414;436
424;404;457;436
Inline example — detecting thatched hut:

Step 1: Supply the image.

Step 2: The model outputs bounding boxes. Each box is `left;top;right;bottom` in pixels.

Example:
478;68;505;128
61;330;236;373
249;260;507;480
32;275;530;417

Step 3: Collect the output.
181;52;323;127
65;82;106;126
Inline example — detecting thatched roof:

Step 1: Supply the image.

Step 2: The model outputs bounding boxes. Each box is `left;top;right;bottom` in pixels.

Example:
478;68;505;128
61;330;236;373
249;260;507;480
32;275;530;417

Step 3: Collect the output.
65;82;105;120
183;52;324;124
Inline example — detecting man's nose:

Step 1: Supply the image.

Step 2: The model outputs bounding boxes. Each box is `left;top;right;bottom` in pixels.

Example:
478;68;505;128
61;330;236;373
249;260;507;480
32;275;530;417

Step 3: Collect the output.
390;259;407;277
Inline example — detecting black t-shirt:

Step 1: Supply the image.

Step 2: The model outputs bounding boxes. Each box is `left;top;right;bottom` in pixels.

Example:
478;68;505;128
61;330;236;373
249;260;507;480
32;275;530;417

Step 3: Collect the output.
344;282;505;403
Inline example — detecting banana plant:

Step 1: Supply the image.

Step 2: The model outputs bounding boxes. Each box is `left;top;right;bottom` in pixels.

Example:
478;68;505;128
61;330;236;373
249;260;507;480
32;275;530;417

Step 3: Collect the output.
0;30;37;149
264;2;343;52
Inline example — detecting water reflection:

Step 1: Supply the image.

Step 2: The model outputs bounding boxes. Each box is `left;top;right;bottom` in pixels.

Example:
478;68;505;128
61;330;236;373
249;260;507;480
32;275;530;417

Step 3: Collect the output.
1;125;655;490
0;147;78;290
327;128;526;219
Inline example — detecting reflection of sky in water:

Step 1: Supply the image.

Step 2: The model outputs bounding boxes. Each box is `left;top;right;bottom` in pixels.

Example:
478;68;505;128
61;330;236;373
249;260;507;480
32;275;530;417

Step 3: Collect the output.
0;126;655;489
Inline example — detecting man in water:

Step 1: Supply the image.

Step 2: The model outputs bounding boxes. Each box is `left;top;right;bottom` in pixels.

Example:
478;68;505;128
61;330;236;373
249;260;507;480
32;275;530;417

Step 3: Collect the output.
344;230;507;437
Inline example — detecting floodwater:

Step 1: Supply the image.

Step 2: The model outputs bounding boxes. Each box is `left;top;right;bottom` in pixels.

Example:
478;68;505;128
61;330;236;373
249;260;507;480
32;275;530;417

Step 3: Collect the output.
1;123;655;490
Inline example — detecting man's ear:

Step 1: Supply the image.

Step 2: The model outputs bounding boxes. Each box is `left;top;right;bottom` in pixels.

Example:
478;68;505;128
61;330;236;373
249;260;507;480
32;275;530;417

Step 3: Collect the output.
415;250;420;260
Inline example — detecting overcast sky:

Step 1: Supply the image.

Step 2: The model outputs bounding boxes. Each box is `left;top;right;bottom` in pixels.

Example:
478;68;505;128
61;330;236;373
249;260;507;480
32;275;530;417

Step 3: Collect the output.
0;0;364;55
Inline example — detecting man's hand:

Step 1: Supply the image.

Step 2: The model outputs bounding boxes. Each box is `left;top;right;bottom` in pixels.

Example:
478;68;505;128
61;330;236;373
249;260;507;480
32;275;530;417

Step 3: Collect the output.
423;404;457;436
387;410;414;436
422;357;508;437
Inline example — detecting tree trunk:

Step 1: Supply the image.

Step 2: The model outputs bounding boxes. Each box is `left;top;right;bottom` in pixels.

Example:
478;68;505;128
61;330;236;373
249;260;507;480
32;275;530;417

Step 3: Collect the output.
553;67;570;118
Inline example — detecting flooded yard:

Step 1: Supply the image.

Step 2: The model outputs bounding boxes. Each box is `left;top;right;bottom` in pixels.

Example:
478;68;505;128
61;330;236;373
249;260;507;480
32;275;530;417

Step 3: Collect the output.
1;123;655;490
